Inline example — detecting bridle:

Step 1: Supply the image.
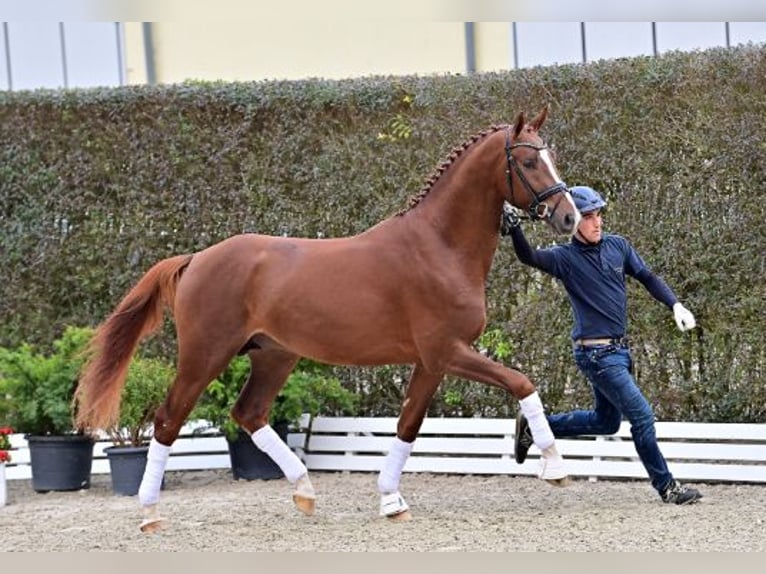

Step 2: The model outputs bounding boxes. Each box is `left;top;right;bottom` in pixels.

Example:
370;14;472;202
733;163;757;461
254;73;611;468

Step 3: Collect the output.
505;129;568;221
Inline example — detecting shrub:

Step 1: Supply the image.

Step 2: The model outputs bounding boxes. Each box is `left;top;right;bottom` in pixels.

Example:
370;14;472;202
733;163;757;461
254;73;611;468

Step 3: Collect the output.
0;326;93;436
192;356;358;440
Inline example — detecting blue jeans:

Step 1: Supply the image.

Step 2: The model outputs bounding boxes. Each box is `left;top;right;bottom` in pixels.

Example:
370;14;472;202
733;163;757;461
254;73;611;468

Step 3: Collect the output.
547;344;673;494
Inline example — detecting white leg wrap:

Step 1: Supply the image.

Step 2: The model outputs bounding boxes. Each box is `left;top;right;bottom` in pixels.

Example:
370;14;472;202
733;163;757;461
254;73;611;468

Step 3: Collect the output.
380;491;410;517
377;436;414;494
252;425;307;483
519;391;555;451
294;473;316;499
538;444;567;481
138;438;171;507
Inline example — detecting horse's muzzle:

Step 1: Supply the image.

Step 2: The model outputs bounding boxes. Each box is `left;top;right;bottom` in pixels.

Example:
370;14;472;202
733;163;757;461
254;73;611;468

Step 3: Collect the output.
536;185;580;235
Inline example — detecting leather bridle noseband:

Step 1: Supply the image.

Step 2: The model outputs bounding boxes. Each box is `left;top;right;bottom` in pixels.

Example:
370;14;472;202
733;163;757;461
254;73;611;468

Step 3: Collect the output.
505;129;568;221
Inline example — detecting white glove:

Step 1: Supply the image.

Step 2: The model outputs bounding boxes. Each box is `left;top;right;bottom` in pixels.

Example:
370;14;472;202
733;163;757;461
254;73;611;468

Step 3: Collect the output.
673;303;696;332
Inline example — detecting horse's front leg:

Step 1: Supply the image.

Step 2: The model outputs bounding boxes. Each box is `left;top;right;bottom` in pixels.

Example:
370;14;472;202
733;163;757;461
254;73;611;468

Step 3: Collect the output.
378;363;442;521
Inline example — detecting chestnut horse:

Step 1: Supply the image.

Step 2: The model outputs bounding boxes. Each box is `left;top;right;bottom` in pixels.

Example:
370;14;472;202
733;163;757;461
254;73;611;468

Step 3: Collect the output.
75;106;580;531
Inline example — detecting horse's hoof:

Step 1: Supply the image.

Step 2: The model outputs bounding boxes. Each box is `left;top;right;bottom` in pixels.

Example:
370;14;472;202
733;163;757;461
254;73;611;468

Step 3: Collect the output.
545;476;571;488
379;491;410;520
538;446;568;485
139;517;165;533
386;510;412;522
293;494;316;516
139;504;165;533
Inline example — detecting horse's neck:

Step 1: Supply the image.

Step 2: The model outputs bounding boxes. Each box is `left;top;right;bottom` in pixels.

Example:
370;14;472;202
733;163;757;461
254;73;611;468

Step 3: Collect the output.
402;153;504;274
429;150;502;235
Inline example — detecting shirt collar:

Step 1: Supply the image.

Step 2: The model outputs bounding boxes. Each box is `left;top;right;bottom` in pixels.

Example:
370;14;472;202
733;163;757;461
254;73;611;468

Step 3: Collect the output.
572;234;602;249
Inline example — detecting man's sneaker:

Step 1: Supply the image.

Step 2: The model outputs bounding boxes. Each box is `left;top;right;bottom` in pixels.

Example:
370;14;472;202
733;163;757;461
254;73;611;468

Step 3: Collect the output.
514;414;534;464
660;479;703;505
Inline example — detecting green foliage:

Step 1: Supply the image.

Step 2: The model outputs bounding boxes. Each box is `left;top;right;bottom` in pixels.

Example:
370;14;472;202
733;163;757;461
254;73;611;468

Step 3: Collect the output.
107;357;175;447
0;326;93;435
377;93;415;142
191;357;358;440
190;356;250;440
2;45;766;421
476;328;514;361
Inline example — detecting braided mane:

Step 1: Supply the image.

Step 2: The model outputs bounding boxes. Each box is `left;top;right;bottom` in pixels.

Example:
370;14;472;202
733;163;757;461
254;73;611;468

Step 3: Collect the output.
396;124;507;216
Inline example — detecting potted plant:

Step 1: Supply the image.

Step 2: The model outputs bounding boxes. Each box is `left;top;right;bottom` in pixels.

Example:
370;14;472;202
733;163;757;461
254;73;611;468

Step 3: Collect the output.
191;357;358;480
102;356;175;496
0;326;96;493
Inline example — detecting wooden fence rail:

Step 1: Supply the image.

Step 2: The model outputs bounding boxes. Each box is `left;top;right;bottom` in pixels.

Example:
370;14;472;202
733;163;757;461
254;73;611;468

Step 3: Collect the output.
5;417;766;483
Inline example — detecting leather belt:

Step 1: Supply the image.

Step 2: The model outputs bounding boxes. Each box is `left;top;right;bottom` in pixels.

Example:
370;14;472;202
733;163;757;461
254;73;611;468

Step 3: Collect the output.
574;337;629;347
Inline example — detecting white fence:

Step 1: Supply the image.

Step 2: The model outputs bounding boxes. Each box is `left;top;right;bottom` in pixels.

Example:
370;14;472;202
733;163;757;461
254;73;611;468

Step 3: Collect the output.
3;420;307;481
304;417;766;483
5;417;766;483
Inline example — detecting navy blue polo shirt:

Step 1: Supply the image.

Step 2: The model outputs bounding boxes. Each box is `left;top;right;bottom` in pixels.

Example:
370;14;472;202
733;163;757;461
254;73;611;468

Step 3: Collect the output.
510;230;678;341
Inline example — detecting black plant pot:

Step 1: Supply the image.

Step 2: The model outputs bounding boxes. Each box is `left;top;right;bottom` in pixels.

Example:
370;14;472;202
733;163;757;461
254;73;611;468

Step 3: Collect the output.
226;425;288;481
104;445;151;496
26;434;95;493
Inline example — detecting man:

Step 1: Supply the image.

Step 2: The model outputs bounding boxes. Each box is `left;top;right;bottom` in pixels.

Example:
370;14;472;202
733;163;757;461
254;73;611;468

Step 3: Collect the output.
503;185;703;505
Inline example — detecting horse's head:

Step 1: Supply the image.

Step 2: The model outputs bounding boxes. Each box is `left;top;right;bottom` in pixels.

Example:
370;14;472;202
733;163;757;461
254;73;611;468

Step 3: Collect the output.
504;106;580;235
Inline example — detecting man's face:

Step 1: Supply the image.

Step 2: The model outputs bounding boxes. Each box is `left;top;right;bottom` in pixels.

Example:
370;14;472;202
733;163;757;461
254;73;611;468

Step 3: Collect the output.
576;210;602;243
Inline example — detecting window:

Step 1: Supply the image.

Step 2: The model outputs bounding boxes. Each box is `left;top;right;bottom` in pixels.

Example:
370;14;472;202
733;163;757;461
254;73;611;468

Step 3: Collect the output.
6;22;64;90
655;22;727;53
729;22;766;46
0;24;9;90
2;21;123;90
584;22;654;62
63;22;122;88
513;22;583;68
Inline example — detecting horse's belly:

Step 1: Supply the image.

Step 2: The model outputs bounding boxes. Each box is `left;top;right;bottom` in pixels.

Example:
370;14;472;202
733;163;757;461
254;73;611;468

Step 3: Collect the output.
265;303;417;366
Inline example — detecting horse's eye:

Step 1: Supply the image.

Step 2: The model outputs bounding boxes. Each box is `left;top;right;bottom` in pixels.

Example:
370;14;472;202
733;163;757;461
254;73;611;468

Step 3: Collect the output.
523;159;535;169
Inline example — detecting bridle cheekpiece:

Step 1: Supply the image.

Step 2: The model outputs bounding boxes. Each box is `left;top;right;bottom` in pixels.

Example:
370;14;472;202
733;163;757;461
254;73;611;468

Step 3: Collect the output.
504;128;568;221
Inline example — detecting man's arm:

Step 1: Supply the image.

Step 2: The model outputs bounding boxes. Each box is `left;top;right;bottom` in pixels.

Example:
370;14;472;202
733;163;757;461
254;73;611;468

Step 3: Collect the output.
501;203;557;272
633;268;696;331
633;268;677;309
509;226;556;271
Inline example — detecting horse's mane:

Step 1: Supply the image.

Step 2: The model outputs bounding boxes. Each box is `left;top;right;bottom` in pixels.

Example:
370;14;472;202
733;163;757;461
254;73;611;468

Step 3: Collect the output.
396;124;508;216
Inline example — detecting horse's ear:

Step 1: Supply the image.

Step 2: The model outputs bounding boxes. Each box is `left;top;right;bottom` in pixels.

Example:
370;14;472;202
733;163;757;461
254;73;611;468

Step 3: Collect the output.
512;111;526;139
529;105;549;131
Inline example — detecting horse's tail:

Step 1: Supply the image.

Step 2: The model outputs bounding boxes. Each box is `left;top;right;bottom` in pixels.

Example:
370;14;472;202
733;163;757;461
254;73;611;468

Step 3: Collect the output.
74;254;194;432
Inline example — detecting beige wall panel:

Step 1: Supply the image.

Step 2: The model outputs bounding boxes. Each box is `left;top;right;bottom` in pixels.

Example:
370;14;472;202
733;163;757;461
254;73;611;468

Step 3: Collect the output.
150;21;466;83
123;22;148;85
474;22;511;73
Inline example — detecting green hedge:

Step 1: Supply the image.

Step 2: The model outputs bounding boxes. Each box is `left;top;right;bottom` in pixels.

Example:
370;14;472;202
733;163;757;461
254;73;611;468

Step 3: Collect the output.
2;44;764;422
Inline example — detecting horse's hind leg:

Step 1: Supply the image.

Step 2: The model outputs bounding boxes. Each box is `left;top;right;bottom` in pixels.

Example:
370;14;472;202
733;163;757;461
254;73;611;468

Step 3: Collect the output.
230;349;316;515
444;342;568;486
378;363;443;521
138;345;240;533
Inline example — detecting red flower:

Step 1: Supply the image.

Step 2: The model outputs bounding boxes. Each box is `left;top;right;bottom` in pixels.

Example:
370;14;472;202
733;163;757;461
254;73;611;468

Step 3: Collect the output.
0;428;11;463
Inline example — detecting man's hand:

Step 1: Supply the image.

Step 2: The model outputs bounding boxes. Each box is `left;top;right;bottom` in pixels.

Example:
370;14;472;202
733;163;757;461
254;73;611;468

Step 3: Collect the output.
673;303;696;332
500;202;522;236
